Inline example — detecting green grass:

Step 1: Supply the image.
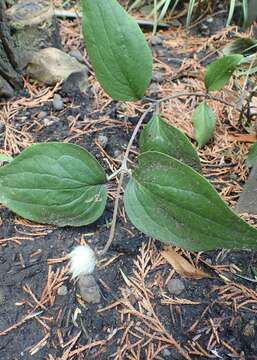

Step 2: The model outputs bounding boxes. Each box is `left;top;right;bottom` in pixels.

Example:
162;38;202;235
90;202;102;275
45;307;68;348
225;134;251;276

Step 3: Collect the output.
129;0;251;30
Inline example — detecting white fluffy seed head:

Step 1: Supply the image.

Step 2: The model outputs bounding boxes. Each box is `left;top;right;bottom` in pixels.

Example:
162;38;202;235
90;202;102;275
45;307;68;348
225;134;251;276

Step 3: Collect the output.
68;245;96;279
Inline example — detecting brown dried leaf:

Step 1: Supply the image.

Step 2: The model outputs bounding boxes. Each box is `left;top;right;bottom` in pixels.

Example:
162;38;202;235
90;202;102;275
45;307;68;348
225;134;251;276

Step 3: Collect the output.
161;247;209;278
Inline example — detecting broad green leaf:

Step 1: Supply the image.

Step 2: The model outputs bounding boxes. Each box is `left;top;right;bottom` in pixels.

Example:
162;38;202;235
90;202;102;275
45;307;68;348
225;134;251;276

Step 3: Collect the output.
0;143;107;226
193;101;216;147
124;151;257;251
139;115;201;172
82;0;153;101
246;141;257;168
204;55;243;92
0;154;13;164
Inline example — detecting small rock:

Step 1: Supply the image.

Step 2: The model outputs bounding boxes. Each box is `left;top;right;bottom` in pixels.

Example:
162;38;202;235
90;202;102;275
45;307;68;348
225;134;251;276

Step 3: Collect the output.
243;323;255;337
43;118;55;127
57;285;68;296
150;35;163;46
152;72;164;83
62;71;89;95
114;149;124;162
26;47;88;86
167;278;185;296
78;274;101;304
69;49;84;63
0;76;14;98
37;111;47;119
148;82;159;95
206;17;214;23
53;94;64;111
162;348;172;357
200;23;210;36
96;134;108;149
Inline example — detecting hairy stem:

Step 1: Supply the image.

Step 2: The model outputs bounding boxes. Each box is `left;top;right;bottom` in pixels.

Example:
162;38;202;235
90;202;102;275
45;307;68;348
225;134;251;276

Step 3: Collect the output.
145;91;237;108
101;105;153;255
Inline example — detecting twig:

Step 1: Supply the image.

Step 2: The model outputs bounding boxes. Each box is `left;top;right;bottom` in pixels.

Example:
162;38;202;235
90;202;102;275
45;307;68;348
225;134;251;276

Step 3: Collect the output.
101;106;154;255
54;10;169;29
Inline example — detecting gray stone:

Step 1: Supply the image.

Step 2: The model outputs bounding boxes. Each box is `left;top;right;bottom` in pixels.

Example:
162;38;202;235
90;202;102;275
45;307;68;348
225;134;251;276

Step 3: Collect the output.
243;322;255;337
0;76;14;98
150;35;163;46
62;71;89;94
114;149;124;162
96;134;108;149
43;117;55;127
69;49;84;63
152;72;164;83
37;111;48;119
78;275;101;304
57;285;68;296
53;94;64;111
167;278;185;296
206;17;214;23
26;47;88;86
148;82;158;95
162;348;172;357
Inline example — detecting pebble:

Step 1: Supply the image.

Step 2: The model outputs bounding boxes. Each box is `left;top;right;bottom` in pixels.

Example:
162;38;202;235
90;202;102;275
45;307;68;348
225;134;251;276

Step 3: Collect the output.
96;134;108;149
69;49;84;63
243;322;255;337
150;35;163;46
37;111;47;119
206;17;214;23
43;118;55;127
148;82;159;95
57;285;68;296
162;349;172;357
53;94;64;111
200;23;210;36
167;278;185;296
114;149;124;162
152;72;164;83
78;274;101;304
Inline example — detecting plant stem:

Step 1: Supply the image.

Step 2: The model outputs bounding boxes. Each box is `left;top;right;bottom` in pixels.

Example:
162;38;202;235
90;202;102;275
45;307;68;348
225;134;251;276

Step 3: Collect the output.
100;105;153;255
145;91;237;108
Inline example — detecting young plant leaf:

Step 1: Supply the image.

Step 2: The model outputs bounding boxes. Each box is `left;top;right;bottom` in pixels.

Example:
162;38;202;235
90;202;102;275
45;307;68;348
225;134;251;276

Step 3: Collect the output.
193;101;215;147
82;0;153;101
0;143;107;226
246;141;257;168
204;54;243;92
139;115;201;172
124;151;257;251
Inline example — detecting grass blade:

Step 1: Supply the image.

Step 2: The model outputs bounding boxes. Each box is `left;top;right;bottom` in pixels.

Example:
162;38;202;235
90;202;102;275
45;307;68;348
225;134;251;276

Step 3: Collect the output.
226;0;236;26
